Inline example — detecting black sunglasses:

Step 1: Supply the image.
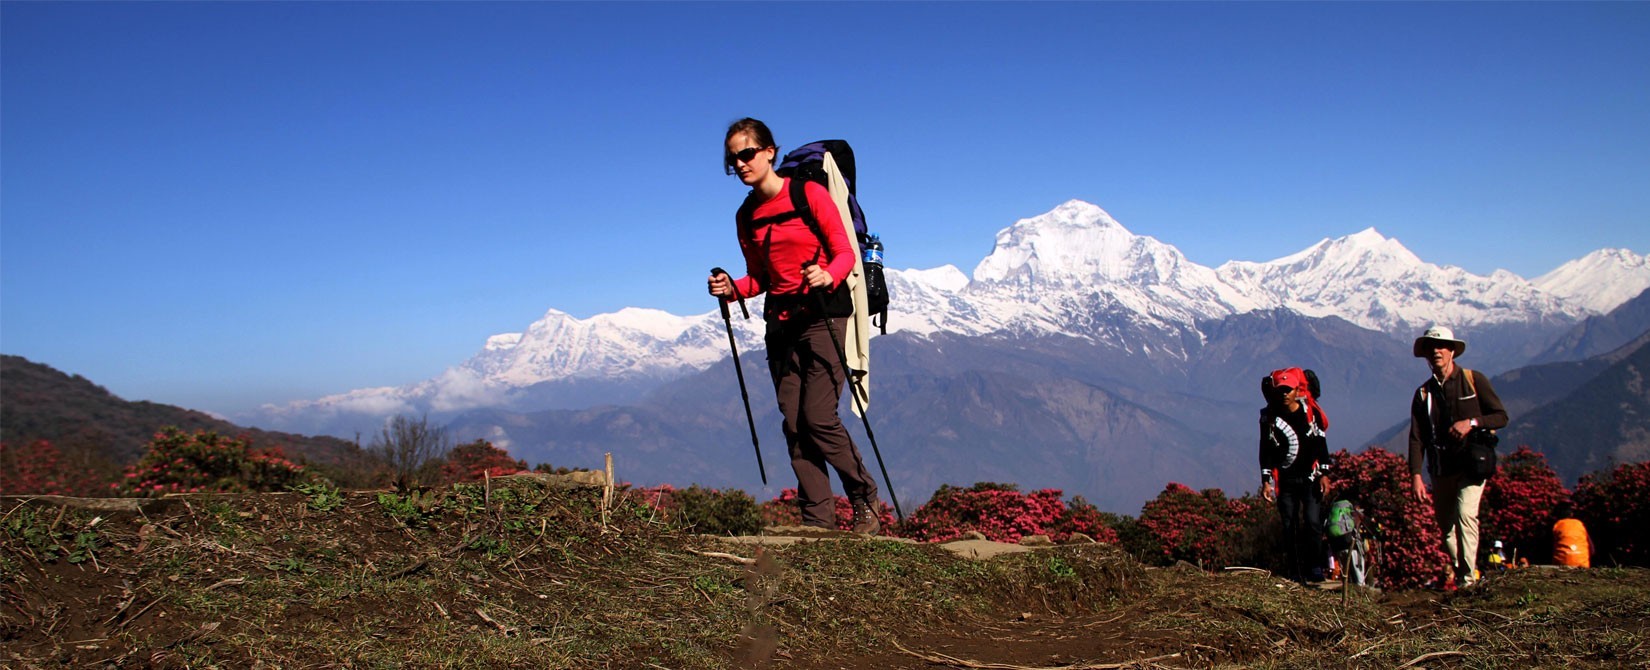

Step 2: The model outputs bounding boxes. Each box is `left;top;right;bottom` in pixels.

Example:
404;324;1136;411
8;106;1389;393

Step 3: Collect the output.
724;146;769;174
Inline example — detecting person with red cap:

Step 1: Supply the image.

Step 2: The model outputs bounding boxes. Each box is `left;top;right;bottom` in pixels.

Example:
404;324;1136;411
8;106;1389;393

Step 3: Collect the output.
1259;367;1334;583
1408;325;1508;589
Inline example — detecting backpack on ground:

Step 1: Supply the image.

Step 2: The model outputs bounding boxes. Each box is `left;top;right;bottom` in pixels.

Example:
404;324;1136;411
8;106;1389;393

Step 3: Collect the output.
776;140;891;335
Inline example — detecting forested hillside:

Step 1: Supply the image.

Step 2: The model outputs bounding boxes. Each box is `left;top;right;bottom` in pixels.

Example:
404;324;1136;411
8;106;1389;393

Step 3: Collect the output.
0;355;372;485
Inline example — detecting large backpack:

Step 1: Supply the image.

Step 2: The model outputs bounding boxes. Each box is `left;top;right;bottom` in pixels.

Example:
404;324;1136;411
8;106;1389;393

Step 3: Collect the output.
1258;367;1329;473
1260;367;1328;429
775;140;891;334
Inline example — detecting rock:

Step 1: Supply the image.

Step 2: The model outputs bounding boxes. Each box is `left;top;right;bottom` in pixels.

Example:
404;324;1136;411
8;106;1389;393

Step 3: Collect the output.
1018;534;1054;547
1063;532;1096;544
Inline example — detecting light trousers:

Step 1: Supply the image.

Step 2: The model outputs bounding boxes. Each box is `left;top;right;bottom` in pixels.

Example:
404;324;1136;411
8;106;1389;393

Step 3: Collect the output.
1432;471;1485;580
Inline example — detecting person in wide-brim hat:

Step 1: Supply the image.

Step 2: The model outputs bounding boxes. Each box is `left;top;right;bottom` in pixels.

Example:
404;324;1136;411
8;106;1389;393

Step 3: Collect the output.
1413;325;1467;358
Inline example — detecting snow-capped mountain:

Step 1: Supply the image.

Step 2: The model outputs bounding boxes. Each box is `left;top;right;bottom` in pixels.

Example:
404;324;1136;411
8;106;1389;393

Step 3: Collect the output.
248;200;1645;433
254;306;768;428
1533;248;1650;313
1216;228;1586;334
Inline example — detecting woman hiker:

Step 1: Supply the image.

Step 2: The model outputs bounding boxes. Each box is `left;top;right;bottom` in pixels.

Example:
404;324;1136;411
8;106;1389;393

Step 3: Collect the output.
1259;367;1335;583
706;118;881;534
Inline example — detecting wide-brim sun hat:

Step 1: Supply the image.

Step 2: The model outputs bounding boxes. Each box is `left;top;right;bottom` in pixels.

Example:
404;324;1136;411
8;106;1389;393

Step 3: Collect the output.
1413;325;1467;358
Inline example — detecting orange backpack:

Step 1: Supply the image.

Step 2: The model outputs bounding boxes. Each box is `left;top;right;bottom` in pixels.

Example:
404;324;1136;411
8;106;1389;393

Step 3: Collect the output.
1552;518;1591;568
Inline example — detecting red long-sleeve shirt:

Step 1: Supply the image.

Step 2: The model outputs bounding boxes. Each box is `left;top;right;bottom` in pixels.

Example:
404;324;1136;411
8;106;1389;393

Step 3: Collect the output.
729;178;856;321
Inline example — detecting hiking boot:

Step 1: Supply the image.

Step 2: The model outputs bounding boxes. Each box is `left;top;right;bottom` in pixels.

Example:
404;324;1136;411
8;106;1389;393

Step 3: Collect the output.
851;502;881;535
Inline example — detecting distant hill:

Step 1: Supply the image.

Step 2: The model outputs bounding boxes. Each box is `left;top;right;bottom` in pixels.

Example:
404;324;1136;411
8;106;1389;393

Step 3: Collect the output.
0;354;369;473
1500;330;1650;478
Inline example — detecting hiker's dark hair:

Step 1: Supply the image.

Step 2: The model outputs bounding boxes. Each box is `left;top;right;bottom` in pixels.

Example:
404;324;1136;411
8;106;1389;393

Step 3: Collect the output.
725;117;777;162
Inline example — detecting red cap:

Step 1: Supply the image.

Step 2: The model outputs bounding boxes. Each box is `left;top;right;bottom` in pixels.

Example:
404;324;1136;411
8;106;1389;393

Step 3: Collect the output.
1269;367;1308;396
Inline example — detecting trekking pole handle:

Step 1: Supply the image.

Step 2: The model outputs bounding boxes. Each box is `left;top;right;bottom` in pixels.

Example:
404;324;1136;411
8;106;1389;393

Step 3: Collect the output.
800;260;823;292
709;267;748;319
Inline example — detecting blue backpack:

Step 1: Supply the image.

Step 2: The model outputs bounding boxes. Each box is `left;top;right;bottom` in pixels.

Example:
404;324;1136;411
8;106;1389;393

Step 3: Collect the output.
775;140;890;333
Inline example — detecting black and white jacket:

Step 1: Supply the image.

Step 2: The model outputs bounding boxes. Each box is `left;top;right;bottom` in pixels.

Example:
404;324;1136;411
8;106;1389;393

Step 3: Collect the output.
1260;403;1332;486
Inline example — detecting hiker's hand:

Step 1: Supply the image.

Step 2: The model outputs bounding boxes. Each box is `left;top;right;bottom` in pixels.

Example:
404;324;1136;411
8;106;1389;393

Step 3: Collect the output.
707;273;733;299
1260;482;1274;502
1318;476;1332;498
1449;419;1474;441
802;264;833;290
1412;473;1431;504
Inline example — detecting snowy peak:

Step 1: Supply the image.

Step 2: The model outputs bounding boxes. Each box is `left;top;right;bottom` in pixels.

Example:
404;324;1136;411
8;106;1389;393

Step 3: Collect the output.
1298;227;1423;269
972;200;1181;285
961;200;1260;337
1534;248;1650;313
1216;227;1581;333
1226;228;1419;279
464;305;753;388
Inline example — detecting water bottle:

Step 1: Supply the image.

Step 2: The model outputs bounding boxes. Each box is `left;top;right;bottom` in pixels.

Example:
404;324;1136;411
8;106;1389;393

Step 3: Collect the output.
862;233;889;331
863;234;883;266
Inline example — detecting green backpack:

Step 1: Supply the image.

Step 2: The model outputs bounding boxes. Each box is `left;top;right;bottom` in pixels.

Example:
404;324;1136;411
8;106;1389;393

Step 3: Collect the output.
1325;500;1359;545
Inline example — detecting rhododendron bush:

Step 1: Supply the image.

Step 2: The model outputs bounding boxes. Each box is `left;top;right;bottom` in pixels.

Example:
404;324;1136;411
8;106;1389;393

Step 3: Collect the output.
1481;445;1569;563
897;483;1117;544
113;428;310;497
1572;460;1650;566
436;440;527;486
1134;483;1268;568
1326;448;1447;590
1;440;70;495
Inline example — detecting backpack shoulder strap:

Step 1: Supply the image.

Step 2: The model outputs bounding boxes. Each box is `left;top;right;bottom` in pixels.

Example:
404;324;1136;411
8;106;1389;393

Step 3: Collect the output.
736;190;760;238
1463;368;1477;396
787;177;828;247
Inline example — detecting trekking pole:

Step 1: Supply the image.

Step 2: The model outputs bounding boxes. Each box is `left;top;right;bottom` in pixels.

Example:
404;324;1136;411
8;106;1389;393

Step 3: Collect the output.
802;261;903;521
711;267;766;486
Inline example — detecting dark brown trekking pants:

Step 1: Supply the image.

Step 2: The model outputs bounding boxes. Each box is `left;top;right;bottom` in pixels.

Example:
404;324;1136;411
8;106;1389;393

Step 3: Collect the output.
766;315;879;528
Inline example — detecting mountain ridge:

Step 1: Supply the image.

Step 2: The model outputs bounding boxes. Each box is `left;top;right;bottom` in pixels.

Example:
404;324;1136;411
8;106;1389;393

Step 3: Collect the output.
246;200;1648;434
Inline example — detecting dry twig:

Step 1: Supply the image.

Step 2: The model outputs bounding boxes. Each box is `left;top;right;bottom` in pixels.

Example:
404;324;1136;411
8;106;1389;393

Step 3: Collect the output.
688;549;756;565
892;639;1183;669
1397;650;1466;668
474;607;517;637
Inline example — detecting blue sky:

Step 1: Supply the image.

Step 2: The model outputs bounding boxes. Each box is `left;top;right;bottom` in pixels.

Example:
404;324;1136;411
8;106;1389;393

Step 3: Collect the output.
3;2;1647;416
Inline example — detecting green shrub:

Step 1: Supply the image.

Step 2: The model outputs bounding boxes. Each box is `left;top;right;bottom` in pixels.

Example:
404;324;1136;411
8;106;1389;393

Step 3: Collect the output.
635;484;763;536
